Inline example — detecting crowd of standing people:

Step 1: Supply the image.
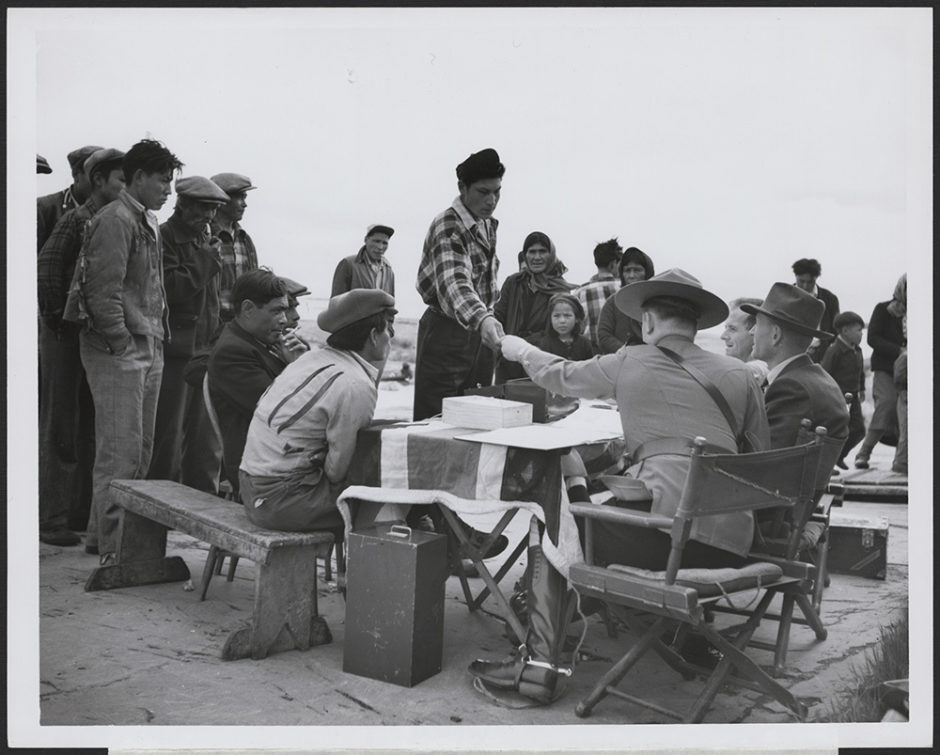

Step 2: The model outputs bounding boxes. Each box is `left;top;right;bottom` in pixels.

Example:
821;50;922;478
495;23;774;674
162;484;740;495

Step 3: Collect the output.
36;142;908;706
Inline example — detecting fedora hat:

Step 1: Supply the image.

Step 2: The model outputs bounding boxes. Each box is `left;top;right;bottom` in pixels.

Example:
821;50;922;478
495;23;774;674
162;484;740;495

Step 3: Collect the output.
317;289;397;334
615;268;729;329
740;282;834;340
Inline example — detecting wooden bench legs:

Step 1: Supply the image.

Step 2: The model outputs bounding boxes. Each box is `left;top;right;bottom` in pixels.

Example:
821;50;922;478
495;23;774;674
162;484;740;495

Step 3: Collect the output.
85;510;191;591
221;544;330;660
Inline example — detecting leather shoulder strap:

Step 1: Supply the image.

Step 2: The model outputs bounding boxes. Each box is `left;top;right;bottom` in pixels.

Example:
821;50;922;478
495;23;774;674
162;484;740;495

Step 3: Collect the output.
657;345;742;448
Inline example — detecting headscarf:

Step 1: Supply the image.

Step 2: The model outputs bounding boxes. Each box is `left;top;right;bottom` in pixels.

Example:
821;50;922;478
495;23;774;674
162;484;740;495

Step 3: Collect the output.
619;246;655;283
519;231;576;295
886;273;906;319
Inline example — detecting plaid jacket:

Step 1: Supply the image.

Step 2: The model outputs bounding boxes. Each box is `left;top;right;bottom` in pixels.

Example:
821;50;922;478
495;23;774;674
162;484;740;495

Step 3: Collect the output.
37;195;104;325
574;273;619;347
415;197;499;331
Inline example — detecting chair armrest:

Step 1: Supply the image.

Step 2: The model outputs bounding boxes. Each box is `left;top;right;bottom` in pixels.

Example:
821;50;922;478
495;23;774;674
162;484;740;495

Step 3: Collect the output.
569;502;673;530
747;553;814;581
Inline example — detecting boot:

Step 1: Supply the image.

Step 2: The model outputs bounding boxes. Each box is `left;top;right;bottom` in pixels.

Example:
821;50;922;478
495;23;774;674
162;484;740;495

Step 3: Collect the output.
469;517;573;704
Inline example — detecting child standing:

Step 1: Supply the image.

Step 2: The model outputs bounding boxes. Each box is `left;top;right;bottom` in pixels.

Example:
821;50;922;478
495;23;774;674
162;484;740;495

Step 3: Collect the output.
820;311;866;469
528;293;595;361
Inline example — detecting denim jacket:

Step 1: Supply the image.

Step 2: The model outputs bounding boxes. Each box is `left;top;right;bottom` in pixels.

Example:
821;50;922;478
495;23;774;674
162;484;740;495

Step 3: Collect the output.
63;190;168;354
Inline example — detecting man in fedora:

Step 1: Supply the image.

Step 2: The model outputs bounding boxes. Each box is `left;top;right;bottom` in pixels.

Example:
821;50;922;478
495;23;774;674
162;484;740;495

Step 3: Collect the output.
211;172;260;322
37;144;102;251
238;289;397;532
331;224;396;298
742;282;849;450
148;176;231;493
470;268;770;704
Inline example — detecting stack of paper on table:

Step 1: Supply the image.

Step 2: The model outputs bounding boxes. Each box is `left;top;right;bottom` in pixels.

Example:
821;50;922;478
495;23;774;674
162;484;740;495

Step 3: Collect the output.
442;395;533;429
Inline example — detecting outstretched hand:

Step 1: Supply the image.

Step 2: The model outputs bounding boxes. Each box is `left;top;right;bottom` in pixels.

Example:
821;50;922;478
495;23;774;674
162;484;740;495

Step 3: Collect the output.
500;335;532;363
479;316;505;353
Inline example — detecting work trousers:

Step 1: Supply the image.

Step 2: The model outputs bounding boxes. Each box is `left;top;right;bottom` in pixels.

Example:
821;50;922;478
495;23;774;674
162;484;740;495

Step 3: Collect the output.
857;370;899;459
149;355;222;493
838;394;866;465
38;320;95;531
239;469;344;533
81;332;163;554
413;308;495;421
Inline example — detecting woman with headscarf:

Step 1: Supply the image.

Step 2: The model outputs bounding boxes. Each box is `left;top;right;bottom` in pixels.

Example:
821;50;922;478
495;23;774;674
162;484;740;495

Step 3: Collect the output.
854;273;906;470
493;231;576;382
596;246;655;354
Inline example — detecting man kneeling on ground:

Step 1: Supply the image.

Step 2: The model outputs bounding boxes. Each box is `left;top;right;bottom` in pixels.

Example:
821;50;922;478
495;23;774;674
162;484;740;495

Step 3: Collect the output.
238;289;397;532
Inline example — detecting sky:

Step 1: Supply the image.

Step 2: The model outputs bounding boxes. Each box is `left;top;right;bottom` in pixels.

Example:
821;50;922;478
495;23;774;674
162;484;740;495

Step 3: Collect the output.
7;6;934;751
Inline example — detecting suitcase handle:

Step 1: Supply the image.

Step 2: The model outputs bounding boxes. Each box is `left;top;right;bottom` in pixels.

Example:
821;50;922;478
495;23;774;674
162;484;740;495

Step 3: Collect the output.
388;524;413;539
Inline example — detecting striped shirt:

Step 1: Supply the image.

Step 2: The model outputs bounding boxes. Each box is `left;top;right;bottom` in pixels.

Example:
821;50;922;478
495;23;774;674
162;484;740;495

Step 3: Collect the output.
415;197;499;331
239;345;379;482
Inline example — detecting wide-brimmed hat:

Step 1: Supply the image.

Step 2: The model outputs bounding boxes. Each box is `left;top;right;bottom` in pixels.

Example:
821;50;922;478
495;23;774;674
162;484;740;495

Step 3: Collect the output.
317;289;397;333
740;282;833;340
615;268;729;329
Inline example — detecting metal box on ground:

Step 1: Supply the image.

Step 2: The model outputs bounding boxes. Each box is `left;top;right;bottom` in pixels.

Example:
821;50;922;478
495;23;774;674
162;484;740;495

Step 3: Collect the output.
343;523;447;687
827;512;889;580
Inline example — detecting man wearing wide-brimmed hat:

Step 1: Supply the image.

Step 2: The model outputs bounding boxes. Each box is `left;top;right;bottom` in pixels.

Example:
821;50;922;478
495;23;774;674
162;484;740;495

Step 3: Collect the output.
148;176;231;494
471;268;770;704
743;282;849;450
239;289;397;533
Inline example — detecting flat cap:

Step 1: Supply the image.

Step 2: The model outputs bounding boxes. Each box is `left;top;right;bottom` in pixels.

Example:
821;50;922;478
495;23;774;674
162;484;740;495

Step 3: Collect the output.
84;148;125;179
833;311;865;330
175;176;230;204
317;289;397;334
280;276;311;298
36;154;52;174
210;172;257;195
366;224;395;238
456;147;505;185
67;145;104;171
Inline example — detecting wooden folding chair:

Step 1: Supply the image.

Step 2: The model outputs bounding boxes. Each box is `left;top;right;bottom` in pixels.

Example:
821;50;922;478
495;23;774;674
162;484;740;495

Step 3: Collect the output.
568;430;827;723
713;421;846;675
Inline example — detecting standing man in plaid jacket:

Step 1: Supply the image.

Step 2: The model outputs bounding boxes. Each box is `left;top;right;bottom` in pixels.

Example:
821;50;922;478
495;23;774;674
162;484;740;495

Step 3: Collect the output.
574;238;623;350
413;148;506;421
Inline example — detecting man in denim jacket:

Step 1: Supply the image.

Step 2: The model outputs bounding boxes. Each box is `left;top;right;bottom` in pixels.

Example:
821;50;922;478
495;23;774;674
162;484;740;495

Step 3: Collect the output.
63;139;183;563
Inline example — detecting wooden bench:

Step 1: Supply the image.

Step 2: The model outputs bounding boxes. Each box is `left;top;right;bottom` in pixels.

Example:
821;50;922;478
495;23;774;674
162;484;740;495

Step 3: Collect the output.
85;479;335;661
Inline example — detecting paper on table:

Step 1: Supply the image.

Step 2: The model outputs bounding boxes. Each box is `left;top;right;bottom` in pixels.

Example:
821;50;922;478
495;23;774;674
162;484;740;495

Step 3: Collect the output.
455;422;622;450
550;403;623;435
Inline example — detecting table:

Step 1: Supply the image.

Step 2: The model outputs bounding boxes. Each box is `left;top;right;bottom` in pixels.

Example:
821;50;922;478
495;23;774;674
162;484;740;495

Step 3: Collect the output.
337;407;621;643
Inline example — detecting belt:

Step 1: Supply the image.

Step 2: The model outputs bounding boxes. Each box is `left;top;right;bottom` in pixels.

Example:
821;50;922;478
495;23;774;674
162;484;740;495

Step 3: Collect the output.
628;437;735;465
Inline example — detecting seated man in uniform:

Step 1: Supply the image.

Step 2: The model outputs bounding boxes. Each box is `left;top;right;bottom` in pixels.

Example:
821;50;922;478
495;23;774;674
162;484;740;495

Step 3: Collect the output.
470;269;770;703
238;289;397;532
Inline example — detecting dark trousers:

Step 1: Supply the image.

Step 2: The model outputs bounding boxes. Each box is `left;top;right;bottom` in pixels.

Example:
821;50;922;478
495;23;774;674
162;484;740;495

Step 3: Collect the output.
413;308;495;421
148;355;222;493
38;320;95;531
838;394;866;464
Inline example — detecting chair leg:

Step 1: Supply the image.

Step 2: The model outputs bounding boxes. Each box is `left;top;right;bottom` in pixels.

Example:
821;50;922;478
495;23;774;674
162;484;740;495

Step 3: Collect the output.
794;592;828;640
214;553;225;575
772;591;796;676
323;543;333;582
200;546;220;601
335;541;346;576
813;540;829;610
226;555;239;582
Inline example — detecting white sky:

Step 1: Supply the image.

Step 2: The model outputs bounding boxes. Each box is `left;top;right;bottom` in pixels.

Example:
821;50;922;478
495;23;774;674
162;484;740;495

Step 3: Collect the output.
7;6;933;751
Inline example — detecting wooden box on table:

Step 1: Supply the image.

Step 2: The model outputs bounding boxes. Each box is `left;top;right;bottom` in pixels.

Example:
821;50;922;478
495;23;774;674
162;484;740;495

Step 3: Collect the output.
442;395;533;429
343;523;448;687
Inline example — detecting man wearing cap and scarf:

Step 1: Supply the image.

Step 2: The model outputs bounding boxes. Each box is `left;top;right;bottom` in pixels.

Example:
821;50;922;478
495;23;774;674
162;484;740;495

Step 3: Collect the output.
36;147;126;547
147;176;231;493
211;172;260;322
331;224;396;298
413;147;507;421
63;139;183;564
239;289;397;532
744;283;849;451
37;144;102;251
470;268;770;704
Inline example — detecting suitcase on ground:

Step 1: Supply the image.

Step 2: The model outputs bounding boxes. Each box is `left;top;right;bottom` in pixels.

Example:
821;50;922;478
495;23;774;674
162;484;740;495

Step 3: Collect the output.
827;512;889;580
343;523;447;686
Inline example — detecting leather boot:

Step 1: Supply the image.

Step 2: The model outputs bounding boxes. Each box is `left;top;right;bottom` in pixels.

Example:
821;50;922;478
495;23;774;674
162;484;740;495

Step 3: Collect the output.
469;517;573;704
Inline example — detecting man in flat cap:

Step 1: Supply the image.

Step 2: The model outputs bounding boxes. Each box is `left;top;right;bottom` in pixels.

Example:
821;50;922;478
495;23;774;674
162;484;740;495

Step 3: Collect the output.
63;139;183;564
207;270;306;495
147;176;231;493
36;147;126;547
471;269;770;704
331;224;396;298
210;172;260;322
791;258;841;363
37;144;102;251
744;282;849;450
37;155;53;174
280;275;313;353
238;289;397;532
414;148;506;421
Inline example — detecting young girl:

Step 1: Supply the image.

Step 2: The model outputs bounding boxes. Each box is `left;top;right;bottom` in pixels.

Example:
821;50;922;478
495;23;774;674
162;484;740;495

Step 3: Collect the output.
529;293;595;361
